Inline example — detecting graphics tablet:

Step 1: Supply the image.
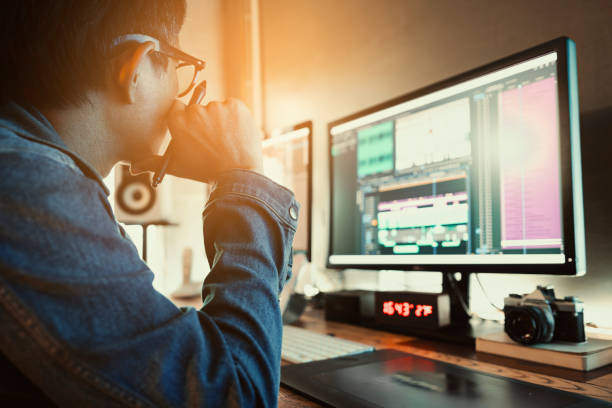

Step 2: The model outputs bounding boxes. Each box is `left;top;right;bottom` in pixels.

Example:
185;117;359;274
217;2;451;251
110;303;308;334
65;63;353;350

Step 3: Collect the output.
281;349;611;407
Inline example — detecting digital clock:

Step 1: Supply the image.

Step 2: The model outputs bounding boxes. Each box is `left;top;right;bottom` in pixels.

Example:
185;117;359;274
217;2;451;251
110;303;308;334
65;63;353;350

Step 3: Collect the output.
374;291;450;329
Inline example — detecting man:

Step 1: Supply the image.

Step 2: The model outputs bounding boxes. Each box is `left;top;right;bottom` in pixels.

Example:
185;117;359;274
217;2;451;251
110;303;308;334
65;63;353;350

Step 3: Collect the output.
0;1;298;406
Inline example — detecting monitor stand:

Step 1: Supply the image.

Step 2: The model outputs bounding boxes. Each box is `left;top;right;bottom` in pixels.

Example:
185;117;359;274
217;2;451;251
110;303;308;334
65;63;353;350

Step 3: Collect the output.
443;272;472;327
436;272;501;345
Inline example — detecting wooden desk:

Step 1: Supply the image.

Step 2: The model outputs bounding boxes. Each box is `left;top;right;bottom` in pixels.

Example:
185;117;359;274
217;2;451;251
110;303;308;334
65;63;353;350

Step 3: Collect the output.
172;298;612;405
279;308;612;406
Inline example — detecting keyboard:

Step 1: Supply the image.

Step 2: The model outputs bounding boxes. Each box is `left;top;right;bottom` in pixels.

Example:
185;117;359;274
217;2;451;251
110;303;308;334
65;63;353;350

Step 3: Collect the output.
281;325;375;363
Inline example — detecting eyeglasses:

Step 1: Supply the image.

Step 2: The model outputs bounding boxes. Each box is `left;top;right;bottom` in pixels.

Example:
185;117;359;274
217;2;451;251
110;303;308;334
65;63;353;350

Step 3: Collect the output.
111;34;206;97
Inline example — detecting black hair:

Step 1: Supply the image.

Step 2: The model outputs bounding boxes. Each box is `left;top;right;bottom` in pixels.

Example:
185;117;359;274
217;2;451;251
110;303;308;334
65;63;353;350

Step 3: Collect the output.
0;0;186;109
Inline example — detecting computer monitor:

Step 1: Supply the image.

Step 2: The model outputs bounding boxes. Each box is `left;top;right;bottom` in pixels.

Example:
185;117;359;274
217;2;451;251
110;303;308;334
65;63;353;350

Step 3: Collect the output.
263;121;312;261
328;37;585;276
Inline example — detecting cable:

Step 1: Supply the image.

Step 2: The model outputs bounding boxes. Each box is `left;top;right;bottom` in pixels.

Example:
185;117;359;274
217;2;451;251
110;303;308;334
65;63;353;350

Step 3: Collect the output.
444;274;505;324
444;273;472;318
474;274;503;312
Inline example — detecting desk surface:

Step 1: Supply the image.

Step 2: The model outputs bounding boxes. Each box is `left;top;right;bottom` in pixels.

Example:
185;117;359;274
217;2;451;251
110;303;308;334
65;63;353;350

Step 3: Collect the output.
279;308;612;406
172;298;612;405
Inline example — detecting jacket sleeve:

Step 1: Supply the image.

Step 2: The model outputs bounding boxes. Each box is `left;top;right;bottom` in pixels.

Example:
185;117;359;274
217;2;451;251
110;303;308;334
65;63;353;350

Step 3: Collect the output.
200;169;298;406
0;150;298;408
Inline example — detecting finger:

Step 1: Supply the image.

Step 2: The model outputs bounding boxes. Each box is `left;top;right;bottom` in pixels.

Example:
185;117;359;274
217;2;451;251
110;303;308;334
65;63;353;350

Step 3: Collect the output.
170;98;187;113
130;155;164;175
167;99;188;131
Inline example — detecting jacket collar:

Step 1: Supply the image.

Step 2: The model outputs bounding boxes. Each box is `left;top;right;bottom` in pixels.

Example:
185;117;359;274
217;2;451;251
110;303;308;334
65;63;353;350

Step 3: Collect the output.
0;102;110;195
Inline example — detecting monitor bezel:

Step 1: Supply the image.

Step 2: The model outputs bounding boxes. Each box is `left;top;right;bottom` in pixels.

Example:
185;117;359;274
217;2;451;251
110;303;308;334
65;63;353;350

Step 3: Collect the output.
327;37;583;275
264;120;313;262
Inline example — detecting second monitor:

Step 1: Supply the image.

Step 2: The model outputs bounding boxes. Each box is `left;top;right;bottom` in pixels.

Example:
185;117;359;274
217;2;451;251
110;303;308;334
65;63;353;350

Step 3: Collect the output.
262;121;312;261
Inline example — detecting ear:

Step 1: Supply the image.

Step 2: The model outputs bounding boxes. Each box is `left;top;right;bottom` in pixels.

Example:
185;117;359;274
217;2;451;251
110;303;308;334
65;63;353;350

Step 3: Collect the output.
115;41;156;104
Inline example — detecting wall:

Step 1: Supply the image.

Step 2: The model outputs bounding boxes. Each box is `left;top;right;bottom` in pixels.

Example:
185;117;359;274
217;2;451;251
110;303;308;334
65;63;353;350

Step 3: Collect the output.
222;0;263;124
259;0;612;324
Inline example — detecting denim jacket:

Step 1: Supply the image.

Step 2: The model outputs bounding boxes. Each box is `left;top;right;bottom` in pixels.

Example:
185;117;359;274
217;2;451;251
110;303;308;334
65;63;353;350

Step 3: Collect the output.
0;103;299;407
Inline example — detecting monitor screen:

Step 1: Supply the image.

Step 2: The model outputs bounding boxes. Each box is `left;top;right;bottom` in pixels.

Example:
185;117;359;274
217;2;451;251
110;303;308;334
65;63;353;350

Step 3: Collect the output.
263;122;312;260
328;38;585;275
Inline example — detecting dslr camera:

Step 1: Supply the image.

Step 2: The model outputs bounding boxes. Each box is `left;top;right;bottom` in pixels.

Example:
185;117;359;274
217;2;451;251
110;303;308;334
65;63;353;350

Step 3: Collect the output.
503;286;585;345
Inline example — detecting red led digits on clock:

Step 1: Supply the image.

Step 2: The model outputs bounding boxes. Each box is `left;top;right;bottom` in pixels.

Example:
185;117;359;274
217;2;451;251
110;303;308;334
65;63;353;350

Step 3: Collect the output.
394;302;402;315
400;302;413;317
415;304;433;317
381;300;434;318
383;301;395;315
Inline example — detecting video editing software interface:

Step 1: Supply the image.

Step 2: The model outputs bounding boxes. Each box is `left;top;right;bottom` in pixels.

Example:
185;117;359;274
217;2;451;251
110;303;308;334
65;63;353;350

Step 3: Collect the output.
263;126;310;255
330;52;567;266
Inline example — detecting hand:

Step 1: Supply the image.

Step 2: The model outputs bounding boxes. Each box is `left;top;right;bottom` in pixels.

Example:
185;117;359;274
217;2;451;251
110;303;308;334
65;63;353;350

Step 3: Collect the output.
131;98;263;183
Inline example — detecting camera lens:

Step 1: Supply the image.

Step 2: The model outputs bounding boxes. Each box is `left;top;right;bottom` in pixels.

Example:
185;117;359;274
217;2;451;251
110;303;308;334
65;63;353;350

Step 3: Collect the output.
504;306;554;345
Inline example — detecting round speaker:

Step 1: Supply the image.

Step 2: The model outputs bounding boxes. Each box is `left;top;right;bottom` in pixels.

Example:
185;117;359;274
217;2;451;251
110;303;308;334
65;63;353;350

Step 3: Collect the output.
116;178;157;215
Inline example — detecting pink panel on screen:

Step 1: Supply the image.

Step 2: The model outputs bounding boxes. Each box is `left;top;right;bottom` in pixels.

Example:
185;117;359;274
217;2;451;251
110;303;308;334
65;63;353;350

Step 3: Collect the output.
498;77;562;250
